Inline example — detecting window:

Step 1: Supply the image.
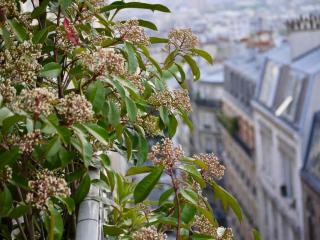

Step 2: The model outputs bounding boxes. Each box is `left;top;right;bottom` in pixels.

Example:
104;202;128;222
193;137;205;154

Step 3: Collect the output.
259;61;280;108
279;141;295;198
275;69;306;124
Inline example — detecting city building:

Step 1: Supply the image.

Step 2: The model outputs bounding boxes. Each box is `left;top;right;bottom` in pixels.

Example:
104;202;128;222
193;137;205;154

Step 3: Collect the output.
188;63;224;156
301;112;320;240
252;15;320;240
219;50;264;240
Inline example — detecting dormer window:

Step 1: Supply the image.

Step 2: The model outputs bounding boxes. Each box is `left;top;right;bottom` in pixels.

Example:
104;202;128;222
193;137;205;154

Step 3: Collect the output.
259;60;280;108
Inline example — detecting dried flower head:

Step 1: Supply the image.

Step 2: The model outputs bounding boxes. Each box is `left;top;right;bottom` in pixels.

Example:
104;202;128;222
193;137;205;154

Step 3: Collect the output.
193;153;225;181
57;93;93;126
0;41;42;85
26;169;70;210
82;48;126;76
0;0;18;21
115;19;150;45
126;73;145;92
193;215;233;239
10;130;42;154
148;89;192;112
168;28;198;50
148;138;184;171
0;166;12;183
137;115;160;136
16;88;56;118
132;226;167;240
0;79;16;103
172;89;192;112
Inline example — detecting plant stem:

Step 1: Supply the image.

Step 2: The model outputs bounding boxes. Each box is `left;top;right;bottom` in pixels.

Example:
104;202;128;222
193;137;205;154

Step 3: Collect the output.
170;169;181;240
16;218;28;240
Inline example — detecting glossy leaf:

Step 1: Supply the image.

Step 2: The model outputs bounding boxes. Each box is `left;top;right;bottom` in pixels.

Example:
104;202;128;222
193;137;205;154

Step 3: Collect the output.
101;2;170;13
125;42;138;74
40;62;62;78
159;188;174;205
0;147;19;170
180;189;198;205
83;123;110;146
73;174;91;204
0;186;12;217
191;48;214;64
183;55;200;80
103;225;125;236
48;206;63;240
211;181;243;222
134;167;163;203
178;165;205;188
126;166;154;176
8;19;29;42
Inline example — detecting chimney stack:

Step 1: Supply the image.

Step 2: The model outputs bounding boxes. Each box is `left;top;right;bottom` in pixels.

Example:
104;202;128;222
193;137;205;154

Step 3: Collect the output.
286;14;320;60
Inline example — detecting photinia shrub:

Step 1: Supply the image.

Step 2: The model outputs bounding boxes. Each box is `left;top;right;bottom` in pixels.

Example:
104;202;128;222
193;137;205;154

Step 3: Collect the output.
0;1;243;239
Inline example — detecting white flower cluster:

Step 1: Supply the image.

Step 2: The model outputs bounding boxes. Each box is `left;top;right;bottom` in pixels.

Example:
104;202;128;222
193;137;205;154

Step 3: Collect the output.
81;48;126;76
56;93;94;126
115;19;150;45
168;28;199;51
0;41;42;85
132;226;167;240
16;88;56;118
26;169;70;210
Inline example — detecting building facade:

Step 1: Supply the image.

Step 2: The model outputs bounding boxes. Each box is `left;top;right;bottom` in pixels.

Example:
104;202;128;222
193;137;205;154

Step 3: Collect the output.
253;16;320;240
301;112;320;240
219;53;263;240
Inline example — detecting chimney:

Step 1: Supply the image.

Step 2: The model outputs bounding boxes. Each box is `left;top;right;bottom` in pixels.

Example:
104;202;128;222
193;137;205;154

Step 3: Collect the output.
286;14;320;60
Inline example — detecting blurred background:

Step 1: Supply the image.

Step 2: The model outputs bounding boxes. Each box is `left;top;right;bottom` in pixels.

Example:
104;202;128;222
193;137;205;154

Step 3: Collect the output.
121;1;320;240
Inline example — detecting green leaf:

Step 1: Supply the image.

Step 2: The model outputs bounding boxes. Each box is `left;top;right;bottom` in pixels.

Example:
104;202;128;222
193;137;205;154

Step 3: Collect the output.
137;134;148;165
179;110;193;130
58;0;72;9
125;97;137;121
108;102;120;127
45;135;62;159
134;167;163;203
180;204;196;224
73;174;91;204
138;19;157;31
86;81;106;111
72;127;93;167
140;46;162;75
191;233;216;240
164;50;177;68
191;48;214;64
48;206;63;240
125;42;138;73
159;106;169;125
2;114;25;134
8;204;29;219
0;186;12;217
168;114;178;137
40;62;62;78
54;196;75;215
178;165;205;188
47;115;71;144
100;2;170;13
183;55;200;80
159;188;174;205
1;27;13;48
83;123;109;146
150;37;169;44
103;225;125;236
0;147;19;170
175;63;186;82
180;189;198;205
7;19;29;42
31;0;50;18
124;131;132;160
211;181;243;222
0;108;13;126
32;28;49;44
126;166;154;176
253;229;262;240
